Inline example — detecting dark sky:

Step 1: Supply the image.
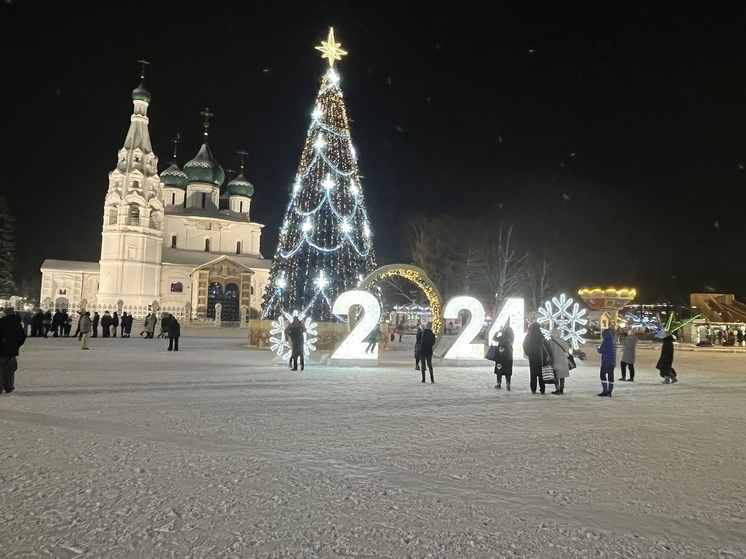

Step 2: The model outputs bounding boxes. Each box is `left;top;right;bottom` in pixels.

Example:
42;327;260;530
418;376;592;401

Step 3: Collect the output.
2;1;746;301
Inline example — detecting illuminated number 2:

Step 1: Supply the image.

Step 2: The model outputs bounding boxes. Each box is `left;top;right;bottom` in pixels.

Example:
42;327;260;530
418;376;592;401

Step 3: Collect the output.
331;290;382;360
442;296;486;360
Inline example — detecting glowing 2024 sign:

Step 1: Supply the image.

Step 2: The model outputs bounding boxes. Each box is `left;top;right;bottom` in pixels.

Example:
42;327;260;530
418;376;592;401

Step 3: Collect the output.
330;291;525;362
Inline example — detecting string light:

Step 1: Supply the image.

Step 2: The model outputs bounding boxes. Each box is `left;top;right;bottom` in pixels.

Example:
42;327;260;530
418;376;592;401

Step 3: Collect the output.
262;30;377;321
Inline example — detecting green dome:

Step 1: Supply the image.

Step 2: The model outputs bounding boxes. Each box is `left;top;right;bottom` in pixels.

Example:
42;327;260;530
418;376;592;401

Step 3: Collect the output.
184;141;225;186
132;82;151;103
227;172;254;197
161;163;188;190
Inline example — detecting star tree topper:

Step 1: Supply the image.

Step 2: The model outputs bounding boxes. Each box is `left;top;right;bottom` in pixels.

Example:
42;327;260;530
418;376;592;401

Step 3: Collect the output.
315;27;348;67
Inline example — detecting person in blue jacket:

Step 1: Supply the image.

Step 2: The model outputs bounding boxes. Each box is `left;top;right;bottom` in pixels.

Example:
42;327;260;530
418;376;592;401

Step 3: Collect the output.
597;328;616;396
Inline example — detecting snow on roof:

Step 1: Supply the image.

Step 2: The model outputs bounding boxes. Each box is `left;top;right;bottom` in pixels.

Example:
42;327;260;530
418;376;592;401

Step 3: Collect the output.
40;260;100;273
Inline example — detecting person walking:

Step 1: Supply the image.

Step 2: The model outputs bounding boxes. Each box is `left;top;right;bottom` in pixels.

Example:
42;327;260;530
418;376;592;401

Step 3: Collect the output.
414;323;423;370
79;312;92;350
597;328;616;396
420;321;436;383
523;322;549;394
167;315;180;351
0;307;26;394
492;325;514;390
284;316;306;370
656;330;677;384
365;327;381;353
620;327;638;381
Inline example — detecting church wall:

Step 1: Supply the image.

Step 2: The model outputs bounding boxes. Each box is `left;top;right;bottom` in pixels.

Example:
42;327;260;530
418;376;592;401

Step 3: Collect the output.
163;215;263;256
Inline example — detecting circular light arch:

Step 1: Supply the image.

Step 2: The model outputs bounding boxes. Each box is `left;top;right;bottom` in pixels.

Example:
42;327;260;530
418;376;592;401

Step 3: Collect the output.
359;264;444;344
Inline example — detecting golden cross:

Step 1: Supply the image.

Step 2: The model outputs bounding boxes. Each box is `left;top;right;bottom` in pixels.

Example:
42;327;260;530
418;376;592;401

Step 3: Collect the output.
138;59;150;80
237;150;249;171
200;107;214;136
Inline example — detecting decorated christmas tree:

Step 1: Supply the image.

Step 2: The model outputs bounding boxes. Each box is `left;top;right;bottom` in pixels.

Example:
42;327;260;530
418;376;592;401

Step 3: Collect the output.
262;28;376;321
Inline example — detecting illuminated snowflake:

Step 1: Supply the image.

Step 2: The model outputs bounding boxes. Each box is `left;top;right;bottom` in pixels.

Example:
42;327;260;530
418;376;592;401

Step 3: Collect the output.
537;293;588;350
269;310;319;360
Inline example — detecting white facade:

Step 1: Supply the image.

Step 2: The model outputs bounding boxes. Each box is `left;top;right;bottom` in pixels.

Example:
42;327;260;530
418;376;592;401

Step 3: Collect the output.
40;80;271;320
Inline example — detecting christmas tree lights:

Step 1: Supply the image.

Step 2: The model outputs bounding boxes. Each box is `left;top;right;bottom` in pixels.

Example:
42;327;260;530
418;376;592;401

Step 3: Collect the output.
263;28;376;321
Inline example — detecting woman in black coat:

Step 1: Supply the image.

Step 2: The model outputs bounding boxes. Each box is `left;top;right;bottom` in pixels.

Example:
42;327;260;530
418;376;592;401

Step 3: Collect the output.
492;325;514;390
655;331;677;383
522;322;549;394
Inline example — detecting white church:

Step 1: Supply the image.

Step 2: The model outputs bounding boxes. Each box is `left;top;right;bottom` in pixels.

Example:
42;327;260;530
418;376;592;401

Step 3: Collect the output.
40;77;271;322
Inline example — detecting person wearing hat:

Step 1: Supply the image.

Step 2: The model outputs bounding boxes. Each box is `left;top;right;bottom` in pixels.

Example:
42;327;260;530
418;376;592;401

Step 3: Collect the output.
655;330;677;384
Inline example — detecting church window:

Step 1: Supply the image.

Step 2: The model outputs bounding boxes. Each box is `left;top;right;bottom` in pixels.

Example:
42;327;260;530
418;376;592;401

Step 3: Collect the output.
171;235;177;248
108;206;118;225
205;238;210;252
128;204;140;225
171;193;176;205
236;241;241;254
134;156;140;163
170;282;183;293
250;285;255;295
201;193;207;209
59;288;67;295
239;201;244;212
132;180;140;189
127;246;136;259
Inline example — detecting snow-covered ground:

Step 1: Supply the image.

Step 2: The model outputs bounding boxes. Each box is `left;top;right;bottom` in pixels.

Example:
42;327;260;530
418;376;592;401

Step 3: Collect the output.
1;332;744;558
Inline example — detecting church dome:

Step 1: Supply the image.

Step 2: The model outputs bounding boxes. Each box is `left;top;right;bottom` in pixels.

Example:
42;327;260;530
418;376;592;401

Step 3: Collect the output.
132;82;151;103
184;142;225;186
227;172;254;197
160;163;189;190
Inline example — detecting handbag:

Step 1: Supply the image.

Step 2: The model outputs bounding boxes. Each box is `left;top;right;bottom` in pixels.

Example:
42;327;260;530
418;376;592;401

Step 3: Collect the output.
541;365;555;382
485;345;499;361
567;353;577;370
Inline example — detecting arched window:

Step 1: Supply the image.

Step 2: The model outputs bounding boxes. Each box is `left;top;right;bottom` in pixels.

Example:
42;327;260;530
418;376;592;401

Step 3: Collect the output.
201;193;207;209
171;235;177;248
205;238;210;252
132;180;140;188
171;193;176;205
170;282;183;293
236;241;241;254
250;285;255;295
128;204;140;225
239;201;244;212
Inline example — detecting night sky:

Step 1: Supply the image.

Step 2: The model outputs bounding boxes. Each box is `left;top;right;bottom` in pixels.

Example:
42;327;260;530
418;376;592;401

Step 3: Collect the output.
2;1;746;302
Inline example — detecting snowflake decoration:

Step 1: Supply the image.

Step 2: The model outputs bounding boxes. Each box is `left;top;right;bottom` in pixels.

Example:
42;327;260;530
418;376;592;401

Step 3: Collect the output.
537;293;588;350
269;310;319;360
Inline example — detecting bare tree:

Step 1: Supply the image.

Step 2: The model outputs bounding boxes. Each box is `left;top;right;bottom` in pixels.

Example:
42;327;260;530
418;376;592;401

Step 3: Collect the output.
526;255;561;312
482;223;528;312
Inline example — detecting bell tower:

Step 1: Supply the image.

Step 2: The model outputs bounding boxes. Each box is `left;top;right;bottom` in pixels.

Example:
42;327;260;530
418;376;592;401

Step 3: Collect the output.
98;61;164;306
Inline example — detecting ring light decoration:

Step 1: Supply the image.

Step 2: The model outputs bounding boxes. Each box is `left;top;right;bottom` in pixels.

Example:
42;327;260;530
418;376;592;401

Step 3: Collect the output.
359;264;444;344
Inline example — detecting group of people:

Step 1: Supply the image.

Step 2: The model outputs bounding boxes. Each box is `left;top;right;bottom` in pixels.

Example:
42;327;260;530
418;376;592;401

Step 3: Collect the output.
489;322;679;396
17;308;181;351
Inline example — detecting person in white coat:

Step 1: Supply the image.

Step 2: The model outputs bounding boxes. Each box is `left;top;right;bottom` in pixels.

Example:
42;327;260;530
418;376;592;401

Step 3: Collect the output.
620;327;638;381
548;327;571;395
